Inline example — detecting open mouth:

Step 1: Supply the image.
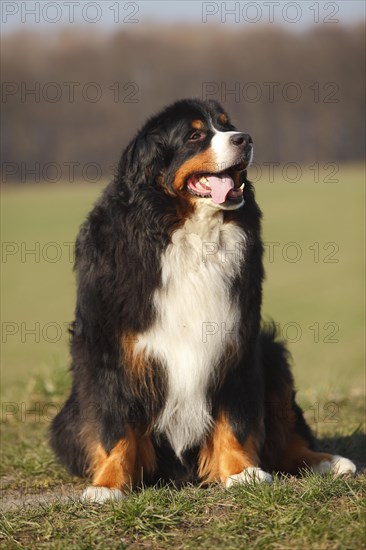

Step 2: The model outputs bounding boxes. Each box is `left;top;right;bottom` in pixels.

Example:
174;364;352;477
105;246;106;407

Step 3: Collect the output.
186;162;246;205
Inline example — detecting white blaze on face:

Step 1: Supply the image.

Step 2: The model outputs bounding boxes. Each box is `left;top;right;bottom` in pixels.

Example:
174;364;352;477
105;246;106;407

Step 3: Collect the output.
210;128;253;171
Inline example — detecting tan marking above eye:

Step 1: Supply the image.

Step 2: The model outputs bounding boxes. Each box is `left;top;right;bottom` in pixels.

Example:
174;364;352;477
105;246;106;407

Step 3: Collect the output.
191;119;205;130
218;113;228;125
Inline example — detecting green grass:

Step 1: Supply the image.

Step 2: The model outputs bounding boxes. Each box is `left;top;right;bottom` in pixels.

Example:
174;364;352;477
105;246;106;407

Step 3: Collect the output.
1;379;365;548
2;478;365;549
1;165;365;548
1;183;99;394
257;164;365;396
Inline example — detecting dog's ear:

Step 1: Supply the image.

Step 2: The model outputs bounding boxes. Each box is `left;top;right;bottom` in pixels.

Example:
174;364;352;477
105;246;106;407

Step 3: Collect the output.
118;132;166;190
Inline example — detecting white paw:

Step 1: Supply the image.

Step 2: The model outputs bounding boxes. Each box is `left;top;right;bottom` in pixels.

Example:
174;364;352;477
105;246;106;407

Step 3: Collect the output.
81;486;125;503
314;455;356;477
226;467;273;488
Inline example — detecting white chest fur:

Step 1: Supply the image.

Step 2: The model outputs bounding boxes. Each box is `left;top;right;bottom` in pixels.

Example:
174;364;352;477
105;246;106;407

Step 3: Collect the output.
136;203;246;457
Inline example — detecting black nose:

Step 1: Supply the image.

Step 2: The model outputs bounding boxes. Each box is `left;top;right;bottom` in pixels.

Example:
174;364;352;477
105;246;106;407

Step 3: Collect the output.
230;133;252;147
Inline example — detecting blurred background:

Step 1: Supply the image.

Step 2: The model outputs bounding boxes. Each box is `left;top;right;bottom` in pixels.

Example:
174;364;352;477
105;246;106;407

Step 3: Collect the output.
1;1;365;406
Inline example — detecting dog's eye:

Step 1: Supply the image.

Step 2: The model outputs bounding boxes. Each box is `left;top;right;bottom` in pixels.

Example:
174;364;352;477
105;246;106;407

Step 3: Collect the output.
188;131;205;142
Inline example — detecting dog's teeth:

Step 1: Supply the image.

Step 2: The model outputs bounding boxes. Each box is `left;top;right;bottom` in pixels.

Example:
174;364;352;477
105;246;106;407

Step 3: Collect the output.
199;176;208;183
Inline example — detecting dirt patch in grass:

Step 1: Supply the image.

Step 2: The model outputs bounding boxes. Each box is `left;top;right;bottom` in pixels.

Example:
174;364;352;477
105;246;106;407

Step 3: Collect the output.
0;483;83;512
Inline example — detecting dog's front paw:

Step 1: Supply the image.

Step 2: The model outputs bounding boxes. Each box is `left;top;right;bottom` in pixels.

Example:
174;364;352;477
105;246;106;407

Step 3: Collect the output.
226;467;273;488
314;455;356;477
81;486;125;503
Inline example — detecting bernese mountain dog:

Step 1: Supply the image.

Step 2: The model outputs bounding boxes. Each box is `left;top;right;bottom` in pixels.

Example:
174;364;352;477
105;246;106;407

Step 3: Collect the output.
51;99;356;502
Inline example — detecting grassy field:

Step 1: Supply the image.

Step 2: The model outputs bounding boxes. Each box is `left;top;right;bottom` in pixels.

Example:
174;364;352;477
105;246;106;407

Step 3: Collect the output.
1;165;365;548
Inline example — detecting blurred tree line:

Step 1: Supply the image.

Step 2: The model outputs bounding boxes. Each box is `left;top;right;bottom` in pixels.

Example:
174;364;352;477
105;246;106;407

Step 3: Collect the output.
1;24;364;183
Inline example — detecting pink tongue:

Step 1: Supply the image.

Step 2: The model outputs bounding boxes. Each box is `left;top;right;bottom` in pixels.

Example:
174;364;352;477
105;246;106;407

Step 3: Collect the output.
206;175;234;204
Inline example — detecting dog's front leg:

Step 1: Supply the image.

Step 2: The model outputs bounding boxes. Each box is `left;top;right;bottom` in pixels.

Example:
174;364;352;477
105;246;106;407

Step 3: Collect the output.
198;411;272;487
81;429;156;503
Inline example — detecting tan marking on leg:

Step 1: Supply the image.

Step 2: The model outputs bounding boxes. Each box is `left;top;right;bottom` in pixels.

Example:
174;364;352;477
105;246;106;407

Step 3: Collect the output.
92;429;137;490
88;442;108;476
198;412;260;484
87;430;157;491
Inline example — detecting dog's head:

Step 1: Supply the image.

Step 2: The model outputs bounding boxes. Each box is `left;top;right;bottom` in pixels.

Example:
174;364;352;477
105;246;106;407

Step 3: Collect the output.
120;99;253;211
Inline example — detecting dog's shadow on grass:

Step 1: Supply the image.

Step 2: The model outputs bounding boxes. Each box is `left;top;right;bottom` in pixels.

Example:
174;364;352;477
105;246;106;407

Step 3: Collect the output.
317;430;366;472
